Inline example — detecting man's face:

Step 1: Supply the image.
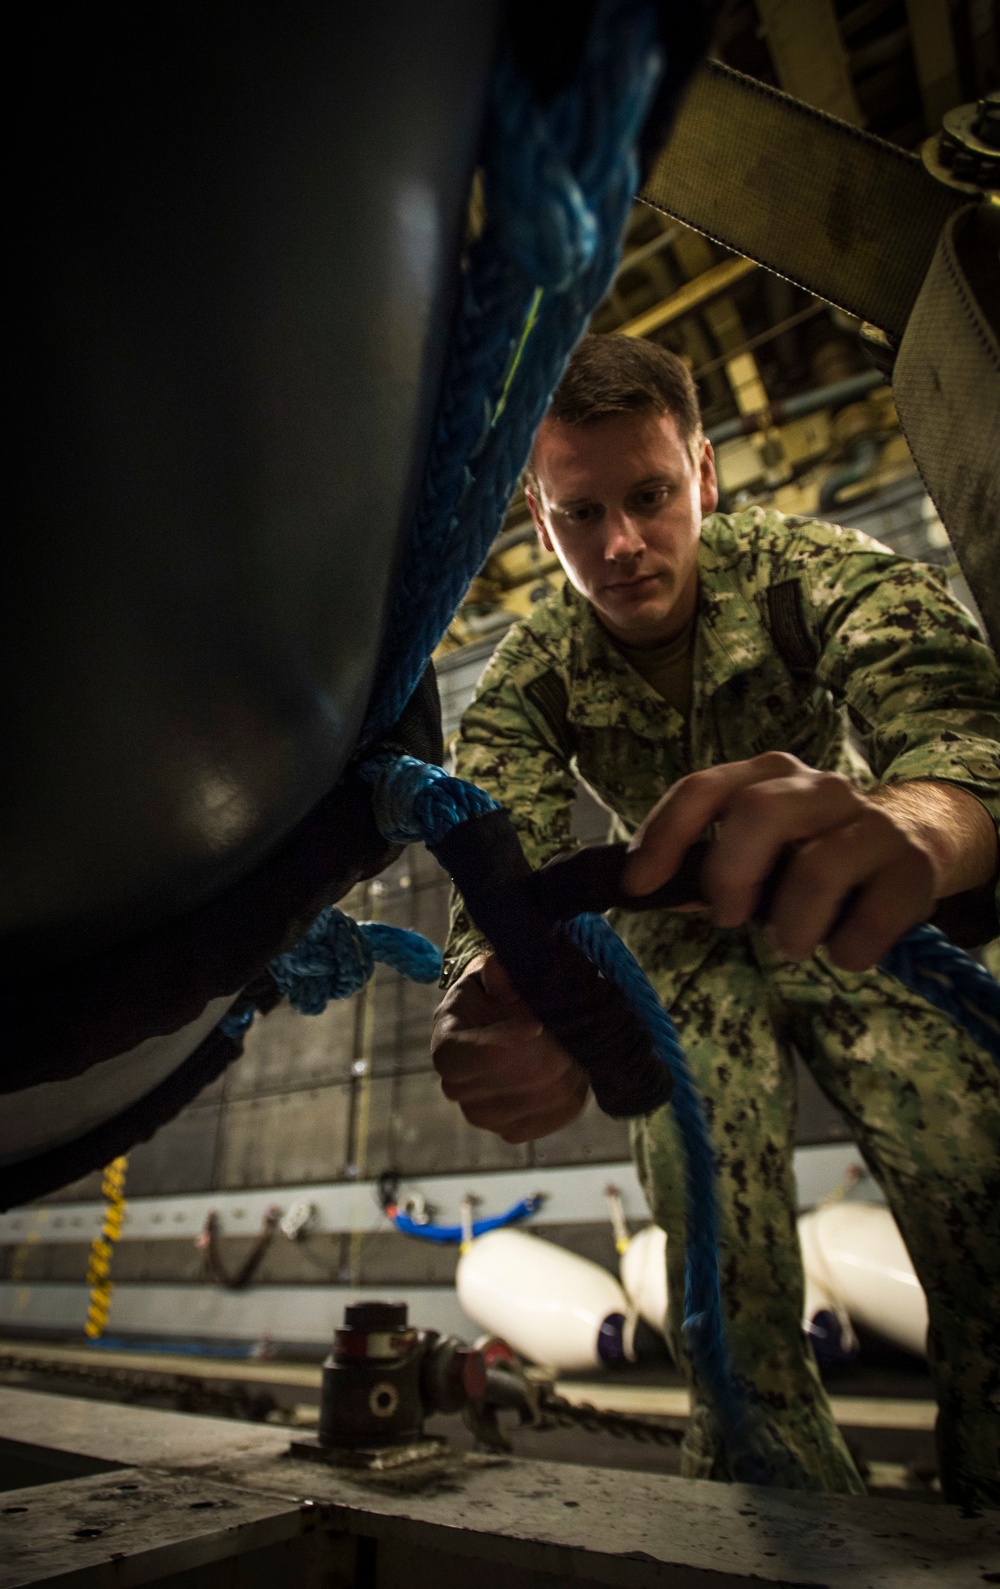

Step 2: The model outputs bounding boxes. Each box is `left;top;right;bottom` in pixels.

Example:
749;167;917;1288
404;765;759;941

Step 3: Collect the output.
525;407;718;646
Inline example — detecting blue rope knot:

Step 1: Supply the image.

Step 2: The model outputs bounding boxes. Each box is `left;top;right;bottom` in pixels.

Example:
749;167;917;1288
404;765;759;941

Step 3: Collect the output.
219;907;442;1038
271;907;375;1013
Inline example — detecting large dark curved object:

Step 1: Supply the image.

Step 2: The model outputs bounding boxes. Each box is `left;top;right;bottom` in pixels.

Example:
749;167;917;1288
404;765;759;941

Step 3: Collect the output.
5;2;498;977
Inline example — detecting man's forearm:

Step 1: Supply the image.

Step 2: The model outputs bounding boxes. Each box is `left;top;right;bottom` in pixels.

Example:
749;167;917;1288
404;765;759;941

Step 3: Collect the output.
869;781;999;899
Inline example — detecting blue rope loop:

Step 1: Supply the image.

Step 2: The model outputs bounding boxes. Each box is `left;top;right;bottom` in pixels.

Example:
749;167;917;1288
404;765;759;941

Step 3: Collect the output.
361;1;664;745
222;747;1000;1484
354;750;1000;1481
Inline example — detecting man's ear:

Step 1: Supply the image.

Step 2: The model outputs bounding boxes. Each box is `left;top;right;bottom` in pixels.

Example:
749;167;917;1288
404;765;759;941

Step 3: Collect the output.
525;487;555;553
698;439;719;516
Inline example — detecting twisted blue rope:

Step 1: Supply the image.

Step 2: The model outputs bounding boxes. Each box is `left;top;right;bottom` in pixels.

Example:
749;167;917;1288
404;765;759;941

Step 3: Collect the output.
881;922;1000;1056
360;0;663;745
389;1193;544;1244
565;913;772;1481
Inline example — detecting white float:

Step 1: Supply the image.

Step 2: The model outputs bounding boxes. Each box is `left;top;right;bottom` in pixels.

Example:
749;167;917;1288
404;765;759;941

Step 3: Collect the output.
619;1222;670;1338
455;1227;632;1371
457;1202;927;1375
797;1201;928;1358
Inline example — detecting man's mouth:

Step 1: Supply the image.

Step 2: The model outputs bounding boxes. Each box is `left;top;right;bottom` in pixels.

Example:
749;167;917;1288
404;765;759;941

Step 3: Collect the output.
605;572;661;593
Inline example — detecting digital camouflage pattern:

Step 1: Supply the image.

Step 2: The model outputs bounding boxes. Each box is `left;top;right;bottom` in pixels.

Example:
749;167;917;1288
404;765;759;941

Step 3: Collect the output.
445;507;1000;1505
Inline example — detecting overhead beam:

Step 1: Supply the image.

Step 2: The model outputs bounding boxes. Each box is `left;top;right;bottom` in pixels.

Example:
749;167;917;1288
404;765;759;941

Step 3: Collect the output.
754;0;864;125
905;0;962;130
671;230;770;416
616;255;758;339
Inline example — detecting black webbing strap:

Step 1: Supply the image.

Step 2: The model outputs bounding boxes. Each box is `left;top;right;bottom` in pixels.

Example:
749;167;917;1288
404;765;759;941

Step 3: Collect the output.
434;810;672;1119
528;841;994;951
640;61;966;338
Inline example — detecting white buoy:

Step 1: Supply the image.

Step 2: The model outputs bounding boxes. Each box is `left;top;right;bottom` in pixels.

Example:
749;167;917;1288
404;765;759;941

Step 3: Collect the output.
619;1223;669;1338
798;1202;927;1358
455;1228;632;1371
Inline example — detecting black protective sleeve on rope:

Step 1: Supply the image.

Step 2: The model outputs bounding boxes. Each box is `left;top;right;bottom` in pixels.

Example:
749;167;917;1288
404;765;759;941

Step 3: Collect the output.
529;841;711;919
434;811;672;1119
530;841;994;950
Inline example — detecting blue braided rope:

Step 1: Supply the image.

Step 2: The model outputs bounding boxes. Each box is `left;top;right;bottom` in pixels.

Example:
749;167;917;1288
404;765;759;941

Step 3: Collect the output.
362;752;500;848
361;1;663;745
882;922;1000;1063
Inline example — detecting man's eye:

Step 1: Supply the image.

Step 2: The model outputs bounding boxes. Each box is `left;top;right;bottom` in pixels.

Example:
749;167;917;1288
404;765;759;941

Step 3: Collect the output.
561;505;600;524
631;488;669;511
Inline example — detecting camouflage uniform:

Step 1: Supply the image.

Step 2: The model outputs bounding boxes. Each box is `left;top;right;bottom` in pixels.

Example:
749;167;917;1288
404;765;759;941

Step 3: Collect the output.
444;507;1000;1505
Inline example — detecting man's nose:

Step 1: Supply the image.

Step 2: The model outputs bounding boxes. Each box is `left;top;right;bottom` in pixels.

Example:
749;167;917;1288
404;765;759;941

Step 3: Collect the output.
604;511;645;561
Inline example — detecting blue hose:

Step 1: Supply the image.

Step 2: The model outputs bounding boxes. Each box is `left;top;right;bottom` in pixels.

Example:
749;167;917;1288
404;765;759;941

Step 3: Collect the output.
387;1193;543;1244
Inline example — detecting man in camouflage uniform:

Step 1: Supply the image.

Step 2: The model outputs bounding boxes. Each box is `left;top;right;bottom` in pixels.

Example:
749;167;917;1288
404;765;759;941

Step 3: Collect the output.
433;335;1000;1506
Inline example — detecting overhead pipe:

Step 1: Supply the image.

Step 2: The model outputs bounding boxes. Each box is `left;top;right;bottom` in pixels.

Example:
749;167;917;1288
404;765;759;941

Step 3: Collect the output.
707;368;884;444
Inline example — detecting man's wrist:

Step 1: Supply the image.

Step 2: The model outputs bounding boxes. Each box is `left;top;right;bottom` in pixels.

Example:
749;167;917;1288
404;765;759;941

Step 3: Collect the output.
870;780;999;898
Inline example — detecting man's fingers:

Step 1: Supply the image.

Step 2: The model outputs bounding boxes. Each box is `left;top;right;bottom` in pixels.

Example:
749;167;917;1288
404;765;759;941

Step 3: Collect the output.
465;1071;590;1143
825;864;935;971
430;954;588;1144
433;1018;578;1095
623;753;804;896
766;814;936;967
704;771;865;927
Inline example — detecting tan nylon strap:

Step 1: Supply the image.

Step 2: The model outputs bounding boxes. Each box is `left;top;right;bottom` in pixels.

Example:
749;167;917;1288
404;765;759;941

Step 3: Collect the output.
640;61;966;338
893;201;1000;655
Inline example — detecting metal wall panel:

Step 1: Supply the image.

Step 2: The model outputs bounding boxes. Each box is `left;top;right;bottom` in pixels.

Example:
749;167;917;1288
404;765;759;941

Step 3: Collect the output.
0;1281;477;1344
225;998;357;1100
214;1084;352;1189
369;974;440;1078
125;1102;223;1197
531;1094;632;1169
353;1231;459;1288
389;1070;530;1177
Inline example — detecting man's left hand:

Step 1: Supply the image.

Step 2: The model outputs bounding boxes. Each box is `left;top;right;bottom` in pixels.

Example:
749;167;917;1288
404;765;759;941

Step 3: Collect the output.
622;753;998;972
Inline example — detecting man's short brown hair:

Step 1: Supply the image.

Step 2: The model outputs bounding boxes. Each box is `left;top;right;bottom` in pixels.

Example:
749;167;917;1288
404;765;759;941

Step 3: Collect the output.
524;334;703;493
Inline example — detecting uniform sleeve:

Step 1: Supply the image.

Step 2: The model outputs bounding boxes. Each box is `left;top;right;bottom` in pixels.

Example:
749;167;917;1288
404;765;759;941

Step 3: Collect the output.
440;629;578;987
795;527;1000;863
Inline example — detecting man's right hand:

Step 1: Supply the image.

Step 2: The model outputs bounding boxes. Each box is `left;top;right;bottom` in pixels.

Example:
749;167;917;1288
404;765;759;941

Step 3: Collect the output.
430;954;590;1144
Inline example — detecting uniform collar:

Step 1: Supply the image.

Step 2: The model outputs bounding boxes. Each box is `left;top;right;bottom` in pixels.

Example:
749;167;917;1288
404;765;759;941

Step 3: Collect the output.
563;520;775;731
